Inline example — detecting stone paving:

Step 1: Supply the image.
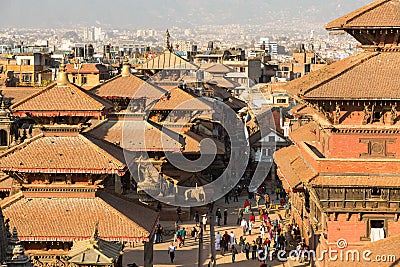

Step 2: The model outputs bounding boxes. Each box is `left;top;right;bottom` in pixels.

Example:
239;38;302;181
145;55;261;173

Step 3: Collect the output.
122;193;311;267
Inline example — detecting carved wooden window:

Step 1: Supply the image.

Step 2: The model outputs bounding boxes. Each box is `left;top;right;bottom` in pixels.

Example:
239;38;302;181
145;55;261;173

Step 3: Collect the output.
359;138;396;158
371;188;381;198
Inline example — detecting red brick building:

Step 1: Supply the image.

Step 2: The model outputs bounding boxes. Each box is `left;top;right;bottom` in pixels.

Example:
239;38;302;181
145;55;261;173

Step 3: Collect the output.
274;0;400;266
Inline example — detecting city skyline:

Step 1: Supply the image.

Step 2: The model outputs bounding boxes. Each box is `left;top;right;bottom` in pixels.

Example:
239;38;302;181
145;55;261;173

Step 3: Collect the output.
1;0;371;29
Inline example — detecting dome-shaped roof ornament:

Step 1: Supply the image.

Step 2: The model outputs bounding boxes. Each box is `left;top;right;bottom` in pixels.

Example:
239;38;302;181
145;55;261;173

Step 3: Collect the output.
121;57;131;77
57;57;70;86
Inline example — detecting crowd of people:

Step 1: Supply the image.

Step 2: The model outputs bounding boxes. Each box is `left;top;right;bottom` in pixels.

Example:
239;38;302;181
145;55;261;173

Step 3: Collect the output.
159;184;303;265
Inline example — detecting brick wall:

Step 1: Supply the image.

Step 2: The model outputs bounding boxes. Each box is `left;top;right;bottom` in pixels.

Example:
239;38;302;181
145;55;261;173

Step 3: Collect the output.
327;220;367;243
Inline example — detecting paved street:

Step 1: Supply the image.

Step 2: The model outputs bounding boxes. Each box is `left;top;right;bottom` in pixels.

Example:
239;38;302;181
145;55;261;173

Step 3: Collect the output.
122;192;311;267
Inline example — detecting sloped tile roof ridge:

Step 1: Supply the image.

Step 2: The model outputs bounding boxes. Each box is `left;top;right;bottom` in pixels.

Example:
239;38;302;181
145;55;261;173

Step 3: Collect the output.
67;82;111;110
301;51;380;97
95;197;148;235
10;82;110;111
0;191;23;209
89;74;124;91
146;119;182;141
325;0;389;30
96;189;157;233
10;83;57;109
84;118;110;133
0;133;44;158
79;134;125;169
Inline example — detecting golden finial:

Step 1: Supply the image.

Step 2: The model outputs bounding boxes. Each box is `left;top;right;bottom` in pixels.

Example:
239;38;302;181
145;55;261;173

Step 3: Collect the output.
57;57;70;86
121;57;131;77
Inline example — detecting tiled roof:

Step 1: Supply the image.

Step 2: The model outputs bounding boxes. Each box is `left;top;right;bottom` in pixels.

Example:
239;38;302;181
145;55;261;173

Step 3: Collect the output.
150;88;214;111
87;120;182;152
0;134;127;175
325;0;400;30
310;175;400;187
137;51;198;70
182;130;225;154
202;63;234;74
274;146;317;190
289;122;317;144
10;82;113;117
1;190;158;242
68;238;122;264
283;51;400;100
1;88;40;105
210;76;241;89
66;63;108;74
90;74;166;99
0;174;12;191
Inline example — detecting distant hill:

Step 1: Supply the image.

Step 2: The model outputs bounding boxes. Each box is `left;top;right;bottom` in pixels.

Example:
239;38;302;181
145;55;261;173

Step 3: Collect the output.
0;0;372;29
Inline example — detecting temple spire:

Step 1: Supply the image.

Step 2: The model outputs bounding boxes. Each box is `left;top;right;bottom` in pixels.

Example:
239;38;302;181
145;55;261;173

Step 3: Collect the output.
57;57;70;86
166;29;171;52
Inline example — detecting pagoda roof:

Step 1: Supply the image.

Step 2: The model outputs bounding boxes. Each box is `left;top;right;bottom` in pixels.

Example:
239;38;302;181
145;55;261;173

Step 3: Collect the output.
325;0;400;30
10;82;113;117
201;63;234;74
136;50;198;70
0;134;127;175
68;237;123;265
283;51;400;100
150;88;214;111
90;74;166;100
87;119;182;152
274;145;317;191
1;189;158;242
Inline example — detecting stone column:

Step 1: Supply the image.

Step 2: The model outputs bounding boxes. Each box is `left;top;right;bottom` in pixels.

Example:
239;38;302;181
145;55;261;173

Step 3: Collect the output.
143;237;154;267
115;174;122;194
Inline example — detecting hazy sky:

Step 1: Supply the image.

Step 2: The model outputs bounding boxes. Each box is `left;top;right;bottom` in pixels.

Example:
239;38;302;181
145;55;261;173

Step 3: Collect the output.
1;0;372;29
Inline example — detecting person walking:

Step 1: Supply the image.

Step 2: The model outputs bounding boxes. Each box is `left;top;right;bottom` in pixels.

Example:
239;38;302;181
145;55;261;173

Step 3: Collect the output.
224;193;230;204
238;236;246;253
248;219;253;235
275;187;281;200
237;208;244;225
194;210;200;226
176;206;183;223
223;208;228;225
240;218;248;235
244;199;250;213
231;245;238;263
244;242;250;260
215;231;221;251
216;208;222;226
264;193;270;207
260;223;265;240
202;214;208;231
251;241;257;260
255;194;261;207
229;231;235;247
167;242;176;263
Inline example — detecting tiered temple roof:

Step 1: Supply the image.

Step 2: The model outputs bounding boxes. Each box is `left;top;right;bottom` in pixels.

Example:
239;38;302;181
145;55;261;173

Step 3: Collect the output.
137;50;198;71
1;189;158;243
325;0;400;30
150;87;214;111
0;134;127;175
10;82;112;117
90;72;166;100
